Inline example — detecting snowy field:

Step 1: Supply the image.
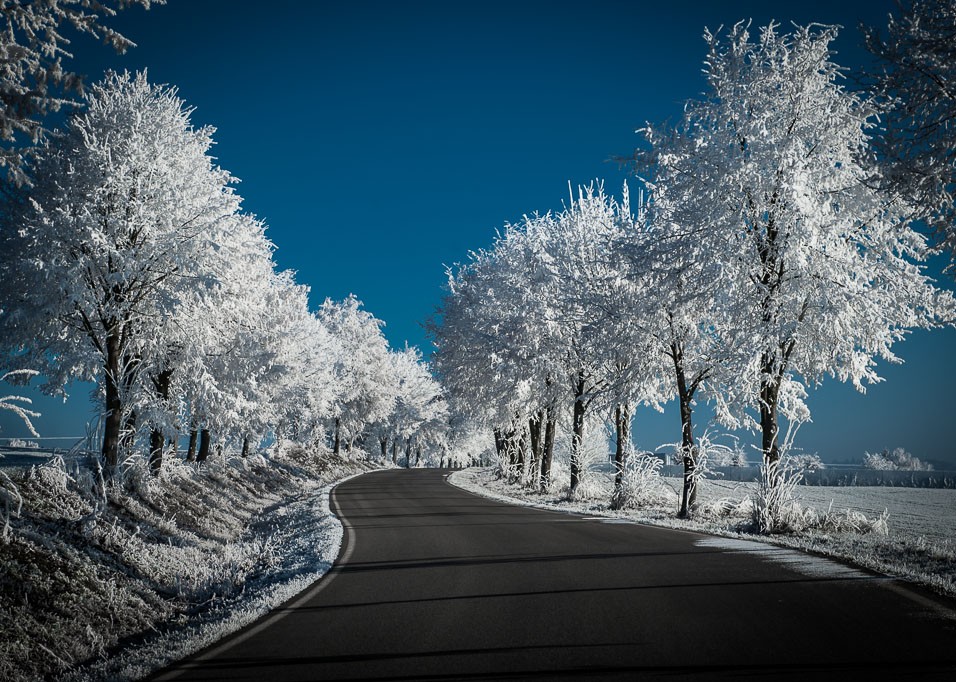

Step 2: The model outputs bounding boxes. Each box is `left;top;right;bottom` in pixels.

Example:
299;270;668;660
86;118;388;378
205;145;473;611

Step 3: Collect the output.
449;467;956;601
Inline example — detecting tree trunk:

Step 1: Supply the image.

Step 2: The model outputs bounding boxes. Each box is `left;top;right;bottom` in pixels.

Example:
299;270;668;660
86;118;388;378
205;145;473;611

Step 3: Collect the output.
675;352;698;518
380;436;388;459
493;428;506;462
612;404;631;505
186;428;198;462
404;437;412;468
148;368;174;476
569;371;587;498
515;426;527;480
415;448;421;467
101;331;124;479
197;428;211;463
528;412;544;490
149;429;164;476
241;436;251;458
391;439;398;464
333;417;341;455
541;411;556;492
759;353;782;465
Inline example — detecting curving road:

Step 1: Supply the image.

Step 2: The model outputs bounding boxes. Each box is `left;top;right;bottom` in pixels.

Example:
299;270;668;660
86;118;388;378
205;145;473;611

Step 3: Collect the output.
154;468;956;681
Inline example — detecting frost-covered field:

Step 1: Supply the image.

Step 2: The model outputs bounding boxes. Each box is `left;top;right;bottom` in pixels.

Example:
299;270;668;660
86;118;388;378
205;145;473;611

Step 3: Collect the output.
449;467;956;600
0;445;373;682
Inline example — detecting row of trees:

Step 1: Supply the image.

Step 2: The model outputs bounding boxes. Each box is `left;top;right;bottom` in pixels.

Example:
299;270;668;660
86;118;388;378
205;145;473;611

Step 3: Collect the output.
431;14;955;517
0;70;448;477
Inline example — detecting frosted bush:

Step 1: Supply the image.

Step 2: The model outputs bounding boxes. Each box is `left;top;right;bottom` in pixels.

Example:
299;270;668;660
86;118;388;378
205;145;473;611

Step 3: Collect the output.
494;449;521;483
785;453;825;472
697;495;753;519
570;469;610;501
22;456;92;521
802;502;890;535
863;447;932;471
611;453;677;510
753;459;891;535
31;455;72;491
752;459;805;533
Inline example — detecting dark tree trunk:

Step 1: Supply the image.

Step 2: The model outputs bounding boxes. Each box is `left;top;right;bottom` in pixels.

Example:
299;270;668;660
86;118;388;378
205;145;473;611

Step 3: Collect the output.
149;429;164;476
493;428;505;461
241;436;251;458
540;411;556;492
415;448;421;466
515;426;526;479
148;368;174;476
612;404;631;503
380;436;388;459
569;371;587;498
759;353;782;465
674;345;698;518
186;428;198;462
405;437;412;468
391;439;398;464
197;428;211;463
528;411;544;489
333;417;341;455
101;331;124;478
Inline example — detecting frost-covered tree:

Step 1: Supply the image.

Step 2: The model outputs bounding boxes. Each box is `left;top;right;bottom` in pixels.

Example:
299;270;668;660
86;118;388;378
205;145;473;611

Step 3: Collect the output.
433;183;664;496
645;22;952;467
430;228;561;484
130;210;283;473
0;71;244;476
386;346;445;467
632;119;752;516
864;0;956;255
537;183;664;498
319;295;395;454
0;0;161;184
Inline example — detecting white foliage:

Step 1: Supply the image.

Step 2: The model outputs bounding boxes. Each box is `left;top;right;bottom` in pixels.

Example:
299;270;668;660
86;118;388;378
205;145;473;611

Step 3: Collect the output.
864;0;956;253
0;0;161;184
636;21;954;461
863;447;933;471
610;452;677;510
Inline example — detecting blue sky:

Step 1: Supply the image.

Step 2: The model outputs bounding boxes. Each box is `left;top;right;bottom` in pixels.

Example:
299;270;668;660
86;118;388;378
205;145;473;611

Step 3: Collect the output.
3;0;954;467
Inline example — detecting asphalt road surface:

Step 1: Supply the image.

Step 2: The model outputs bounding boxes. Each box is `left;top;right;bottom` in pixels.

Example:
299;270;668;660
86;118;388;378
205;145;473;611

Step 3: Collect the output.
155;468;956;681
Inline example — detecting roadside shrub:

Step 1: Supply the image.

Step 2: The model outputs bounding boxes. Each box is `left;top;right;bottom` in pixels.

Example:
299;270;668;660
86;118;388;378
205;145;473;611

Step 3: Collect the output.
610;453;677;510
752;459;806;533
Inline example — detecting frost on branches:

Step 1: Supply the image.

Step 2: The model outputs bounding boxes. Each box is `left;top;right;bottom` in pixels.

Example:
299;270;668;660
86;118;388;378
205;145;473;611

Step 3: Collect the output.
0;70;446;478
433;20;954;518
636;22;953;469
864;0;956;257
0;0;162;185
1;71;247;475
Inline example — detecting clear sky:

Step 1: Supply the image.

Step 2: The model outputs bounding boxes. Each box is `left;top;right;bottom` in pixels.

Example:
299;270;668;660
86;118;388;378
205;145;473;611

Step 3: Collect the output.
2;0;954;468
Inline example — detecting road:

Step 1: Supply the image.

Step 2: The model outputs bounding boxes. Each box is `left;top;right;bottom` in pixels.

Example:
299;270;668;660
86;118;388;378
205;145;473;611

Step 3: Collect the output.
155;468;956;681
